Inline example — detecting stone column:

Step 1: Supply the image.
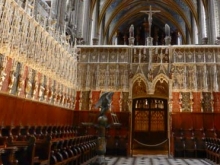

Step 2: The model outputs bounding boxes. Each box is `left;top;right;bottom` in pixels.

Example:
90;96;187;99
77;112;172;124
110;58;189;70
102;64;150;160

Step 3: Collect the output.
50;0;58;19
198;0;208;44
185;25;191;44
215;36;220;45
51;0;67;31
135;28;140;45
214;0;220;44
202;37;208;44
191;13;199;44
207;0;217;44
81;0;91;44
91;0;99;45
99;14;105;45
104;27;109;45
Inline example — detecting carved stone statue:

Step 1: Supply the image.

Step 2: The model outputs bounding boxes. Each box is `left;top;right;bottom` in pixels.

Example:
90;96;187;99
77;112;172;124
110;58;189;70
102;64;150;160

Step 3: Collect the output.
95;92;114;116
129;24;134;38
165;24;170;37
165;24;171;45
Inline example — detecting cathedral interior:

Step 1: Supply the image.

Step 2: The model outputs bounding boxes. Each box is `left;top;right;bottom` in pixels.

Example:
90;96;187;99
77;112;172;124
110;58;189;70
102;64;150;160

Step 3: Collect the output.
0;0;220;164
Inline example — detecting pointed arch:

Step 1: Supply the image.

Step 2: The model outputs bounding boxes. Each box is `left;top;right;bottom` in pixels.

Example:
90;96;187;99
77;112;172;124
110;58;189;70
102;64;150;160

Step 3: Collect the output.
131;73;148;99
151;73;169;97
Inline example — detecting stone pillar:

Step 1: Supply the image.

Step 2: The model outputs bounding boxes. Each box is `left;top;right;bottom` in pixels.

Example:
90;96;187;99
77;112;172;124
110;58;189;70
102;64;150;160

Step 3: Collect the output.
76;0;83;38
99;14;105;45
93;38;99;45
202;37;208;44
104;28;109;45
146;37;153;46
129;37;135;45
153;27;159;45
191;13;199;44
217;0;220;38
81;0;91;44
185;25;191;44
207;0;217;44
91;0;99;45
52;0;67;31
198;0;207;44
165;36;171;45
135;28;140;45
123;33;128;45
215;36;220;45
50;0;58;19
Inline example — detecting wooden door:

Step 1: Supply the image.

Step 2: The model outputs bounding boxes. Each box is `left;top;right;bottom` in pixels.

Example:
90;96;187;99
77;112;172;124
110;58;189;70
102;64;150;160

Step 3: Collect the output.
132;98;168;151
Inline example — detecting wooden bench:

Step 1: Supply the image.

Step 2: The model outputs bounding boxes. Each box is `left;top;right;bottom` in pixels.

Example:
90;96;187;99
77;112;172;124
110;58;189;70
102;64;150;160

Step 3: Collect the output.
0;125;98;165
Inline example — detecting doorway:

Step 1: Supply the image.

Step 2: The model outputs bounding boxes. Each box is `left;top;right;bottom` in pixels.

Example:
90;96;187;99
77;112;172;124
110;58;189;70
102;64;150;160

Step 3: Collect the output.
132;97;168;155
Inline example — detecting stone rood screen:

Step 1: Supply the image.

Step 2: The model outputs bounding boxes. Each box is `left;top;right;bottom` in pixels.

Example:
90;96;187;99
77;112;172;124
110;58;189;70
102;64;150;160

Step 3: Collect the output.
77;45;220;93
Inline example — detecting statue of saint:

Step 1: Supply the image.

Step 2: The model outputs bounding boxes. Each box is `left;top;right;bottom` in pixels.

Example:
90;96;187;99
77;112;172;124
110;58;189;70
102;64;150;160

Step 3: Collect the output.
129;24;134;38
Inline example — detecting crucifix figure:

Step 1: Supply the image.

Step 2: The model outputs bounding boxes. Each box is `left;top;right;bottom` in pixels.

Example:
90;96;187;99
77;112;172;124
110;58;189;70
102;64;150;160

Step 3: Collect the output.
140;5;160;37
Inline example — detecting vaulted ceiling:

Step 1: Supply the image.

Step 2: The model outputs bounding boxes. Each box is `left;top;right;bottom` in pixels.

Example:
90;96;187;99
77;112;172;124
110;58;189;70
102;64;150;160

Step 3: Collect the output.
91;0;208;44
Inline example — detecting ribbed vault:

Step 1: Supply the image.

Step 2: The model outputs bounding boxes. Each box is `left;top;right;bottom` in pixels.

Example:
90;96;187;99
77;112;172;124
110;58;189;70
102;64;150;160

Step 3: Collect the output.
91;0;205;45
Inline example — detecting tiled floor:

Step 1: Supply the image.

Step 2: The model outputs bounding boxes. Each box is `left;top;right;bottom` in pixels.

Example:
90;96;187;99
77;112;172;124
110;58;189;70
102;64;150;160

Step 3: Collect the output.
104;155;212;165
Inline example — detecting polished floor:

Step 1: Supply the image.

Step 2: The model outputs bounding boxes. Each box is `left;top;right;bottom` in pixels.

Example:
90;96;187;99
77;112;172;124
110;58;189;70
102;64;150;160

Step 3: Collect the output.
104;155;212;165
103;149;212;165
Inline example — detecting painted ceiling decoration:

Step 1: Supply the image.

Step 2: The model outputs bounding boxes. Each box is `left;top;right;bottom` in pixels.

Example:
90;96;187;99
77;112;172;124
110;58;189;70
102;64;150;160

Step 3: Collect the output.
91;0;203;44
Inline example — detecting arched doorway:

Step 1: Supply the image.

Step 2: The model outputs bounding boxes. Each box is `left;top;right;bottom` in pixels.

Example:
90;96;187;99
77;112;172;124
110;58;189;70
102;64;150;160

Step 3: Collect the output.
131;74;169;155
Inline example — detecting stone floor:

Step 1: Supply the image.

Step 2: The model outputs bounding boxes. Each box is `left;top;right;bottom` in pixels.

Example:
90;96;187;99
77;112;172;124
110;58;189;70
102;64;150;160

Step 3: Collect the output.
104;155;213;165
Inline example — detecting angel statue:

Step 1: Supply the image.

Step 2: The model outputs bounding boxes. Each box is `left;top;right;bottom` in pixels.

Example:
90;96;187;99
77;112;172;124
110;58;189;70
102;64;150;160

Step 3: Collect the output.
95;92;114;116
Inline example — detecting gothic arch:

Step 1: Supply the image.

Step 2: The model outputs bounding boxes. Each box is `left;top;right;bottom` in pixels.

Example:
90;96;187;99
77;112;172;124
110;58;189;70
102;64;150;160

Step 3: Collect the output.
131;73;148;99
151;73;169;98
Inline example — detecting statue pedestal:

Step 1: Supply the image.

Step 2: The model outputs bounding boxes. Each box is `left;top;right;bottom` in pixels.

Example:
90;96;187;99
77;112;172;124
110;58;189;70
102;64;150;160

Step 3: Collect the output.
128;37;135;45
93;38;99;45
165;36;172;45
202;37;208;45
215;37;220;45
92;115;108;165
146;37;153;46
